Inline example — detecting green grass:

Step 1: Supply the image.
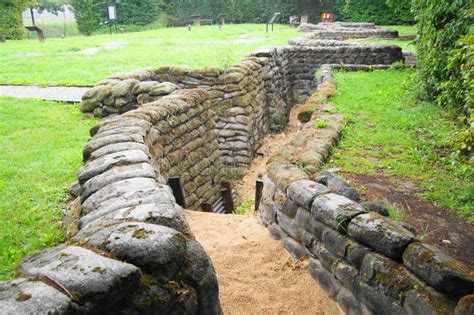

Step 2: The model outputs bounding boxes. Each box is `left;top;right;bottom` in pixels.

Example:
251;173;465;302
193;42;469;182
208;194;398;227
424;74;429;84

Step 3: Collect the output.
0;97;97;280
1;24;297;87
234;199;255;215
329;69;474;222
352;25;417;52
362;38;416;52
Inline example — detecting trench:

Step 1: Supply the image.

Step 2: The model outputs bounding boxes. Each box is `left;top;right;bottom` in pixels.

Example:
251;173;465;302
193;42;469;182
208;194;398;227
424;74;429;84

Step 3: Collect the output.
184;104;342;314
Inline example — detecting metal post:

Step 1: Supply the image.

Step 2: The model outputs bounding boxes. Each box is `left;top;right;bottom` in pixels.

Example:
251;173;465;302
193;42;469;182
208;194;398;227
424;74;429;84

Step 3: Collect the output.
255;180;264;211
63;10;66;37
30;7;35;26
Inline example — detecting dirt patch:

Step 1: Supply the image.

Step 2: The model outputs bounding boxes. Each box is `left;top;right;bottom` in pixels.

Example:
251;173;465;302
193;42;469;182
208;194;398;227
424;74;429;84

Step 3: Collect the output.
185;210;341;314
345;173;474;268
234;104;303;201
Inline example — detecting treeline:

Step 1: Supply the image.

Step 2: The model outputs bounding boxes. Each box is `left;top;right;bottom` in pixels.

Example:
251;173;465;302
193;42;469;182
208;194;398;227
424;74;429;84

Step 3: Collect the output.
0;0;415;39
162;0;414;26
68;0;414;36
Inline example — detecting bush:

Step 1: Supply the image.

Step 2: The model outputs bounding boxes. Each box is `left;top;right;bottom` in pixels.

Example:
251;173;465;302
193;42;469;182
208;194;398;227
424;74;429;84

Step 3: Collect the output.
413;0;473;155
0;0;30;39
70;0;163;35
335;0;414;25
69;0;103;35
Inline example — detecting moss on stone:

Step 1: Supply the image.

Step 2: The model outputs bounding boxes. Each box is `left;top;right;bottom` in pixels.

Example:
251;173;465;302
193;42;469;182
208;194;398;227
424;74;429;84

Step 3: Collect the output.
132;228;152;239
15;292;31;302
91;266;106;275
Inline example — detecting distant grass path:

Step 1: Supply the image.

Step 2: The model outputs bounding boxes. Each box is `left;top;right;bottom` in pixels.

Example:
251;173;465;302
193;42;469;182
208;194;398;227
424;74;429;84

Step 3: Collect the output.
0;97;97;280
329;69;473;221
0;24;297;87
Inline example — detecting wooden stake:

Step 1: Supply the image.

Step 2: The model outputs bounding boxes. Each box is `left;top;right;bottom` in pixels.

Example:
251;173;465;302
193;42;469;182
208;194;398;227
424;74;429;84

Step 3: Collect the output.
221;181;234;214
255;180;264;211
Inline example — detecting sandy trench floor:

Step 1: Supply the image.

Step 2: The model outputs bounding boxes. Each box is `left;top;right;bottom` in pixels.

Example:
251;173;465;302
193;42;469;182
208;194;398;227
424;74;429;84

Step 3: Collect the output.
185;210;342;315
185;103;341;314
234;104;303;202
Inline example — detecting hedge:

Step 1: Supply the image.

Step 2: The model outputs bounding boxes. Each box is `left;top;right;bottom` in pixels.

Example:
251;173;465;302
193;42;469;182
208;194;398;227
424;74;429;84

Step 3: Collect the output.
0;0;30;39
413;0;473;154
336;0;414;25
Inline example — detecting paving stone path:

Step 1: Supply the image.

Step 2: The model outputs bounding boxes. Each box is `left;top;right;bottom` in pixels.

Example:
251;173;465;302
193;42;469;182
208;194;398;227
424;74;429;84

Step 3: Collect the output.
0;85;90;102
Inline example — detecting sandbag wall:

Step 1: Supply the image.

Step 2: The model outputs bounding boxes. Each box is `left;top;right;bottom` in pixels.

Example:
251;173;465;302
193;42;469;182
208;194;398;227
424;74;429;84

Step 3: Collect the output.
80;43;403;169
0;90;223;314
259;69;474;315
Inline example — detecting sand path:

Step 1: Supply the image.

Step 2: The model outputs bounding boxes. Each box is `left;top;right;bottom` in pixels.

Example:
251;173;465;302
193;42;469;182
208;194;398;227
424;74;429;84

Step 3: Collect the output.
185;210;342;314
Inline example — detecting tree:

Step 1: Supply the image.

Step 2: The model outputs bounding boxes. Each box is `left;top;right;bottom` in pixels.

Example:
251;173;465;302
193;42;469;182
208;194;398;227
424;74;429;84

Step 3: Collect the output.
35;0;68;14
0;0;35;39
69;0;104;36
69;0;164;35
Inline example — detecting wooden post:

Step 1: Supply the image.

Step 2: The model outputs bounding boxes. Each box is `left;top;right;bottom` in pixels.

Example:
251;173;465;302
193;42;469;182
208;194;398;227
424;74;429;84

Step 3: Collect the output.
168;177;186;208
201;203;213;212
217;13;226;29
255;180;264;211
221;181;234;214
266;12;280;33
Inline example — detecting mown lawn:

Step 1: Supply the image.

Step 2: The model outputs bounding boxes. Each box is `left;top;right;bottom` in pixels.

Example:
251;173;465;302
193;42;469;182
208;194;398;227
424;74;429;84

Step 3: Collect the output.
362;38;416;52
0;97;97;280
354;25;417;52
329;69;473;222
0;24;297;87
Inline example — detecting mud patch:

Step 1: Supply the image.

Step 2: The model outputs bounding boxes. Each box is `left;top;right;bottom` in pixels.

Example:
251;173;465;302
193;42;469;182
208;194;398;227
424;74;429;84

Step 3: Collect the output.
345;173;474;268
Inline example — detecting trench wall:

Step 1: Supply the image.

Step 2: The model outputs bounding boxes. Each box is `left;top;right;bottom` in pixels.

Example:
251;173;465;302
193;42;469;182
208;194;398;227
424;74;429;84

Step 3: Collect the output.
81;43;403;170
1;39;425;315
0;90;223;314
260;68;474;315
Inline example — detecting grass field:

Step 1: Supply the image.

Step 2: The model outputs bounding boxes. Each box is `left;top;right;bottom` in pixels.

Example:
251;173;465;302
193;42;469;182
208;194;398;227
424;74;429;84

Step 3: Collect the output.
329;69;473;222
353;25;417;52
1;24;297;87
0;97;97;280
361;38;416;52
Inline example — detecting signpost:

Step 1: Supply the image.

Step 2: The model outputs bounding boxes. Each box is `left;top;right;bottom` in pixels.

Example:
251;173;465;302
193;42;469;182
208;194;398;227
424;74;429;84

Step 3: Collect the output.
266;12;280;33
321;12;334;23
107;4;118;34
217;13;226;29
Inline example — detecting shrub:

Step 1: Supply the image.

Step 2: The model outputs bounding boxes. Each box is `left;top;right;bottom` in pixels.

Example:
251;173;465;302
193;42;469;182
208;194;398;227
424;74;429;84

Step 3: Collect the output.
413;0;473;155
69;0;103;36
335;0;414;25
70;0;164;35
0;0;31;39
